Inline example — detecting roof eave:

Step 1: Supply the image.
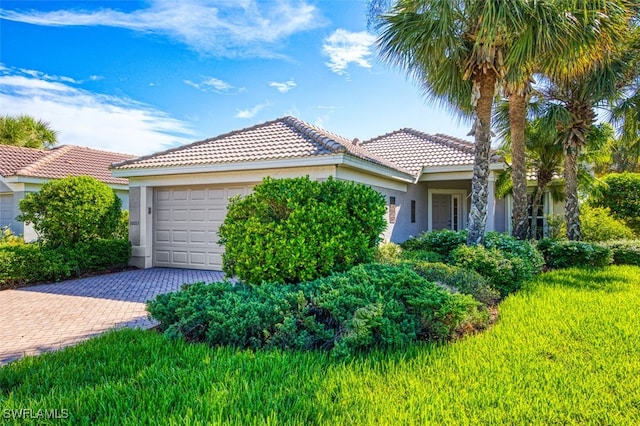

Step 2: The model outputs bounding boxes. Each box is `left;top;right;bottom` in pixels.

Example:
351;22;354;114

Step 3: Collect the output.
111;155;347;178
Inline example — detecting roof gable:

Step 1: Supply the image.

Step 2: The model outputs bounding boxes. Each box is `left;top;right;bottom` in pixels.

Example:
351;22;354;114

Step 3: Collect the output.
113;116;412;175
0;144;135;185
361;129;498;175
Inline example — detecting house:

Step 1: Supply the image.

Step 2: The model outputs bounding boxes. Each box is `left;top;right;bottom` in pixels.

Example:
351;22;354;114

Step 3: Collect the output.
0;144;136;240
112;116;563;270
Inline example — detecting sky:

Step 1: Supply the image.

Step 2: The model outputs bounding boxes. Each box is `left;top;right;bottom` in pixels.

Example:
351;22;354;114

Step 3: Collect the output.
0;0;474;156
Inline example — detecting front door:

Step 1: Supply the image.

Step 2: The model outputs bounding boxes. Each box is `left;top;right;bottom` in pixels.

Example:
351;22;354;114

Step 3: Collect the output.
432;193;452;231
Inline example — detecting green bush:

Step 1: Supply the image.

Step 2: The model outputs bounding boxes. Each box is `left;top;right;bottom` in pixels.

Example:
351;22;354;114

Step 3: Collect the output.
451;245;531;297
218;176;387;284
375;242;403;264
546;241;613;269
400;249;445;263
579;206;635;242
148;264;487;358
597;240;640;266
408;261;500;306
483;232;544;270
114;210;129;240
0;239;131;288
0;226;24;246
401;229;467;258
18;176;122;246
590;172;640;235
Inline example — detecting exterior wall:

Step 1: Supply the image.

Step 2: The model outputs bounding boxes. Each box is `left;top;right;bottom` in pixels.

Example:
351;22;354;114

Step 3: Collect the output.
367;182;427;243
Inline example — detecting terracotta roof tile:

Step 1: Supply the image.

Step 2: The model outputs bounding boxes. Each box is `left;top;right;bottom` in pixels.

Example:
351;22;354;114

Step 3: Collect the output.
361;129;499;174
0;144;136;185
113;116;412;175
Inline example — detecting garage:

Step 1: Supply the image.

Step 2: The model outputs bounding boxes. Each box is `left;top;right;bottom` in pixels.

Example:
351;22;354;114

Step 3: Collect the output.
153;185;251;270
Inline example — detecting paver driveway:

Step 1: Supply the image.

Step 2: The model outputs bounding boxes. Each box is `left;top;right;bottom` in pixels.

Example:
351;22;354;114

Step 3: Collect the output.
0;268;224;365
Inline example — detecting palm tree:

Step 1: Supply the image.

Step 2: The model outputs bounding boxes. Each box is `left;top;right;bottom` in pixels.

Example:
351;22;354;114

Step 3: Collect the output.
0;114;57;149
375;1;543;244
539;1;635;240
373;0;590;244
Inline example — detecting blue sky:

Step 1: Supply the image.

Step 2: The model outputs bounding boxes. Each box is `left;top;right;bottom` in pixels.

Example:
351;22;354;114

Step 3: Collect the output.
0;0;473;156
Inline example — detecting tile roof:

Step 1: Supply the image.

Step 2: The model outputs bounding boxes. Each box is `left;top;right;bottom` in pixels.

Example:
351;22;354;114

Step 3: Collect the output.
112;116;412;175
361;129;499;175
0;145;136;185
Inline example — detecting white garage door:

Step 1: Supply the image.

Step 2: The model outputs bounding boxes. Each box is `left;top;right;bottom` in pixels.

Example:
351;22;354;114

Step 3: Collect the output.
153;185;251;270
0;193;14;229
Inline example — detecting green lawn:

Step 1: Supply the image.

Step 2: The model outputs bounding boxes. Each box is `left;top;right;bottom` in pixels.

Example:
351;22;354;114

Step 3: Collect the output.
2;266;639;425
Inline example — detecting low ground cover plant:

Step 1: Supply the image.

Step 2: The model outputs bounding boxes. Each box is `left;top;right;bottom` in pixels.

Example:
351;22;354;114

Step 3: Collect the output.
218;176;386;284
4;266;639;424
148;263;487;358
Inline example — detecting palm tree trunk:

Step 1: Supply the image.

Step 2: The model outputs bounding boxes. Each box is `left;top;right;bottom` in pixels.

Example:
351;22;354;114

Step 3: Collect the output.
564;137;581;240
467;71;497;246
508;92;529;240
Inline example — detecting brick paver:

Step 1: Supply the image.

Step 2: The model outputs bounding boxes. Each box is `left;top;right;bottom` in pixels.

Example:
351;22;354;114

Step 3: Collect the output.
0;268;225;365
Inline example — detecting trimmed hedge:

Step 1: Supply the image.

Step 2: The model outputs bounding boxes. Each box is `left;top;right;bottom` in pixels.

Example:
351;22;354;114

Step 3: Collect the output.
599;240;640;266
0;239;131;288
148;263;487;358
545;240;613;269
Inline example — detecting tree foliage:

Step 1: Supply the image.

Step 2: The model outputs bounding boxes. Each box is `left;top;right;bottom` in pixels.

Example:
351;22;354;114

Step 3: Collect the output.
590;172;640;235
18;176;122;246
0;114;57;149
218;176;387;284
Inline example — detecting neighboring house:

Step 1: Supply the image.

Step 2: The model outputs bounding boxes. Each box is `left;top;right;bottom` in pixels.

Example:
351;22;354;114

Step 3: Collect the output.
0;144;136;241
112;116;563;271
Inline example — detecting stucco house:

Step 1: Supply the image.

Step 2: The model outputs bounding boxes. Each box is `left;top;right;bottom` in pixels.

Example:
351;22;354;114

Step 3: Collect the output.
112;116;563;270
0;144;135;241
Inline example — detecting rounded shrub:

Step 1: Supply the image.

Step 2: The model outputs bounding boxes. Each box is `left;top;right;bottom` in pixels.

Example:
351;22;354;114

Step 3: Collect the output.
547;241;613;269
579;206;635;242
18;176;122;246
218;176;387;284
451;245;531;297
400;229;467;259
483;231;545;276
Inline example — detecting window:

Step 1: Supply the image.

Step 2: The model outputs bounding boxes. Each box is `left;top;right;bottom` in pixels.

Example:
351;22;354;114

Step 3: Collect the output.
411;200;416;223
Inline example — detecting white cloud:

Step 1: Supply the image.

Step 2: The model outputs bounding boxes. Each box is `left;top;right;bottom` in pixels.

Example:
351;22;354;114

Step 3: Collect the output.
0;0;325;57
0;66;194;155
18;67;81;84
323;29;377;75
269;80;296;93
234;101;271;119
185;76;235;93
89;75;103;81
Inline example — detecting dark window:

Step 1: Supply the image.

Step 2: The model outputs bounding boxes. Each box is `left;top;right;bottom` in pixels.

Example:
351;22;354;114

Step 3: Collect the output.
411;200;416;223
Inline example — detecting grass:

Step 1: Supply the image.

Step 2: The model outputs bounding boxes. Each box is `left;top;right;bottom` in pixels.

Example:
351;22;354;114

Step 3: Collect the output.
1;265;640;425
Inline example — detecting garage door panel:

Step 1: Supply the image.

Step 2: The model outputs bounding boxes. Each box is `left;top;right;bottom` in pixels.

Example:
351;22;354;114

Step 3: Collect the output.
189;252;206;265
154;184;251;270
190;189;206;200
189;209;207;221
